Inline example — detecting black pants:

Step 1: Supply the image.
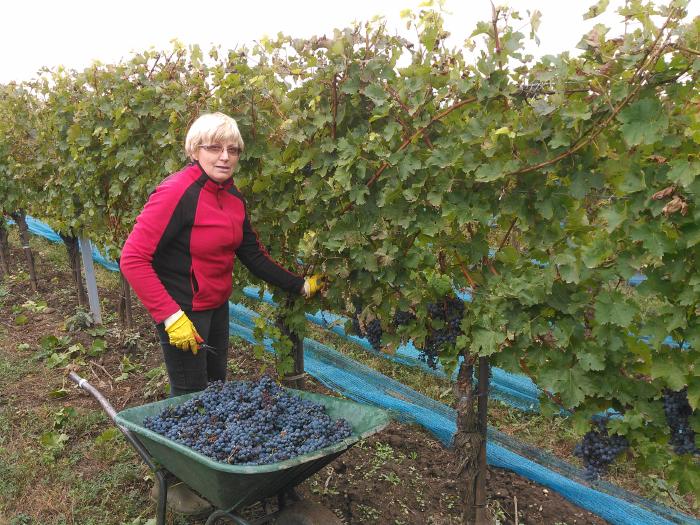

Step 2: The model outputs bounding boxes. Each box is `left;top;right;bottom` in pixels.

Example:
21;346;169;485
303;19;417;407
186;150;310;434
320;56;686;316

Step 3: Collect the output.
156;302;229;397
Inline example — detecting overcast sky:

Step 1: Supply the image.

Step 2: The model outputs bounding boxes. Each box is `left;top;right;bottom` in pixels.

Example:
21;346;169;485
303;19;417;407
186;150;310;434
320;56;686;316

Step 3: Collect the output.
2;0;698;84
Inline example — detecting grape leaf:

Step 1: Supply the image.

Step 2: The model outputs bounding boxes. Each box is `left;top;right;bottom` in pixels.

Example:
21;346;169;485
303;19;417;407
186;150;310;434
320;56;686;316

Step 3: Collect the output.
667;160;700;188
617;98;668;146
594;290;637;327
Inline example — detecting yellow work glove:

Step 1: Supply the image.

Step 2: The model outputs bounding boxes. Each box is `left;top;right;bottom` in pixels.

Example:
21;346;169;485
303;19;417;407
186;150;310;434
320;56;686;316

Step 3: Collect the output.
164;311;203;354
302;274;326;298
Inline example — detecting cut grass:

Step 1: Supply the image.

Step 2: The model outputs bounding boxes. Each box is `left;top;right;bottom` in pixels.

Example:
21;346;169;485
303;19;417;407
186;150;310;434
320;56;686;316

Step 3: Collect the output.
0;349;32;384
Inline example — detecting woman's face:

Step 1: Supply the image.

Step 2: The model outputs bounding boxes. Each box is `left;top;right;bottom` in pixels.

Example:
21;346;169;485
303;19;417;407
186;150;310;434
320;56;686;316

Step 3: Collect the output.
192;142;241;183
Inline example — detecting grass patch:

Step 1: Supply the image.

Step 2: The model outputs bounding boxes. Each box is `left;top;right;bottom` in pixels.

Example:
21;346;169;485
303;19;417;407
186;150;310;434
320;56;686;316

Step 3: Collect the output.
0;398;152;523
0;447;24;512
0;352;32;384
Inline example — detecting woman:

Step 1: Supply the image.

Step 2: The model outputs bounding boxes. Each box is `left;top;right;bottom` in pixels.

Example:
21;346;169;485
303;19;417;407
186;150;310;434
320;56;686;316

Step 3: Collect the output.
120;112;322;397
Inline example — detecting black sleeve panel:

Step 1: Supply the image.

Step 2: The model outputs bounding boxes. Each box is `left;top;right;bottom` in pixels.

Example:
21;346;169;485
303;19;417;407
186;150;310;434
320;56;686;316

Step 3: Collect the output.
230;186;305;295
151;181;201;310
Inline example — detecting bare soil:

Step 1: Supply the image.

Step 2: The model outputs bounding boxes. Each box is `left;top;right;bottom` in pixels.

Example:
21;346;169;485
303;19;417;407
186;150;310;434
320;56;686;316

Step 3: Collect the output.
0;244;607;525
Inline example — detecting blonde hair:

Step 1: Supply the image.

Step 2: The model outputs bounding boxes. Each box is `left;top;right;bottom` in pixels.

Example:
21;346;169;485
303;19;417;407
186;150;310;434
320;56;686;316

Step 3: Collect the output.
185;112;245;159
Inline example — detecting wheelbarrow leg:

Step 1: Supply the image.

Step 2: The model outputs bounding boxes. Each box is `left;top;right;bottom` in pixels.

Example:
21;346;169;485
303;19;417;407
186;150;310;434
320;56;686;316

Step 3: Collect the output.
155;469;168;525
287;488;301;502
204;509;251;525
277;491;286;510
278;486;302;510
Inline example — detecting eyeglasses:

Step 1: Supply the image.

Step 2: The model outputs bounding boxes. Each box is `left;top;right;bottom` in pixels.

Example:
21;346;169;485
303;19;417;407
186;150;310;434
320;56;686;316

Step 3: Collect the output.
199;144;242;156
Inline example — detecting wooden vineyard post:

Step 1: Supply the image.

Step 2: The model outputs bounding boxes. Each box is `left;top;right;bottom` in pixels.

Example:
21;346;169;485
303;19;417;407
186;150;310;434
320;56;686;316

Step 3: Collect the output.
118;270;134;329
453;355;490;525
0;221;10;276
59;233;88;307
79;236;102;324
10;212;38;291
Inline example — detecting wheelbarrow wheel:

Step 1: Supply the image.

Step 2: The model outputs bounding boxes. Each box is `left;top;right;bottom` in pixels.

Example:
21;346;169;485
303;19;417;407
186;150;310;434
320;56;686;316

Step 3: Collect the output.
274;501;342;525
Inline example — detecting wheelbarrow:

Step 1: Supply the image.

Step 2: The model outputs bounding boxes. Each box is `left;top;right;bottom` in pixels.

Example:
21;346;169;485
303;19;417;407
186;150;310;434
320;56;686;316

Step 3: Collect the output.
68;371;390;524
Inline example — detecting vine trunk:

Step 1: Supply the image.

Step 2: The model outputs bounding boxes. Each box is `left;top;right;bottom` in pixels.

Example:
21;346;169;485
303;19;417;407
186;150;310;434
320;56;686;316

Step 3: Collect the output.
276;309;305;390
453;358;490;524
0;221;10;275
118;272;134;329
10;212;38;291
59;233;88;308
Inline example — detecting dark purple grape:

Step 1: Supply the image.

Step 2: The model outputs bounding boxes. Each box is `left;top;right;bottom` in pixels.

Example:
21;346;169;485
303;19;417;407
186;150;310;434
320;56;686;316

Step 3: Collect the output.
365;319;383;351
573;418;629;480
663;388;699;456
143;376;352;465
417;294;465;369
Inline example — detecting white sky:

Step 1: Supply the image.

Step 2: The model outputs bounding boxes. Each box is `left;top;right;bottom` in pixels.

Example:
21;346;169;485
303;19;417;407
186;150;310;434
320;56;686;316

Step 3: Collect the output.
2;0;698;84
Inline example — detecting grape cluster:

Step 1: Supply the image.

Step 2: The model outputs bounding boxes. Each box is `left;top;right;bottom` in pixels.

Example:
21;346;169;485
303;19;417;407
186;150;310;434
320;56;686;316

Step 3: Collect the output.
663;388;699;456
392;310;416;327
350;296;465;362
350;297;383;351
365;319;383;351
573;418;629;480
419;296;465;369
143;376;353;465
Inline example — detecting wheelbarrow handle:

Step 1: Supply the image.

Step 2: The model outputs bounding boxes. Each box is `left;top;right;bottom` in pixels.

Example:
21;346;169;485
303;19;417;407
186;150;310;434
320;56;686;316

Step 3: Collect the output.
69;371;169;524
68;371;159;473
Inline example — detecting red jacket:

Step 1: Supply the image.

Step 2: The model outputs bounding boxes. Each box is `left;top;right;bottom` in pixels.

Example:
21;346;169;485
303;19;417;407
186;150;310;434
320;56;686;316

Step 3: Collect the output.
120;163;303;322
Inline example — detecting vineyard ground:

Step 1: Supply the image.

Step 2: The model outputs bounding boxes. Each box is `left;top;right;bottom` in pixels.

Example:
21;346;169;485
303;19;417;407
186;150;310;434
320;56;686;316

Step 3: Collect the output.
0;232;638;525
300;315;700;518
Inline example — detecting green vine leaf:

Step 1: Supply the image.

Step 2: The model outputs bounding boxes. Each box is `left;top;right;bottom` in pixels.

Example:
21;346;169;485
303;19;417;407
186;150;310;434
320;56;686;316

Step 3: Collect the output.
617;98;669;147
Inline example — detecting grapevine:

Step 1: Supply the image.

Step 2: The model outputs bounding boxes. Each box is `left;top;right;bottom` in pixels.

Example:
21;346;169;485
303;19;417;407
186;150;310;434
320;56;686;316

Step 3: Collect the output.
0;0;697;500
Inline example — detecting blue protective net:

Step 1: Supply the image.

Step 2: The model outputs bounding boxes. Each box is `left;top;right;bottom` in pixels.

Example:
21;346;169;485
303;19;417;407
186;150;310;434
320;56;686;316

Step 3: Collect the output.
13;216;700;525
241;286;542;412
11;216;120;272
228;303;698;525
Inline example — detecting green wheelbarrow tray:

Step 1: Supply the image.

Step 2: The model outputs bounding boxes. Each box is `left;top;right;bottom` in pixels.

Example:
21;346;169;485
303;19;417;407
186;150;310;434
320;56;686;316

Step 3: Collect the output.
115;385;391;512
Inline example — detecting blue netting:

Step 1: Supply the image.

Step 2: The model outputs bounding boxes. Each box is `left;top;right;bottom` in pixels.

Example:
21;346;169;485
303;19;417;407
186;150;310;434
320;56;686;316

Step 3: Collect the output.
241;280;690;409
241;286;542;412
14;216;700;525
226;307;698;525
9;216;120;272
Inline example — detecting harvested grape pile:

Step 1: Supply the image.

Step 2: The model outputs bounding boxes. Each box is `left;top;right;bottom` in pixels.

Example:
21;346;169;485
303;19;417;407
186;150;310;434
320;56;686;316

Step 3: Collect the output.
144;376;353;465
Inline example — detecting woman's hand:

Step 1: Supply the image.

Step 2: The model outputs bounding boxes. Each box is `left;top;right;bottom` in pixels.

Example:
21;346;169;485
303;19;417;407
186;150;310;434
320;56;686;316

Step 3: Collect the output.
165;311;203;354
302;274;326;298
